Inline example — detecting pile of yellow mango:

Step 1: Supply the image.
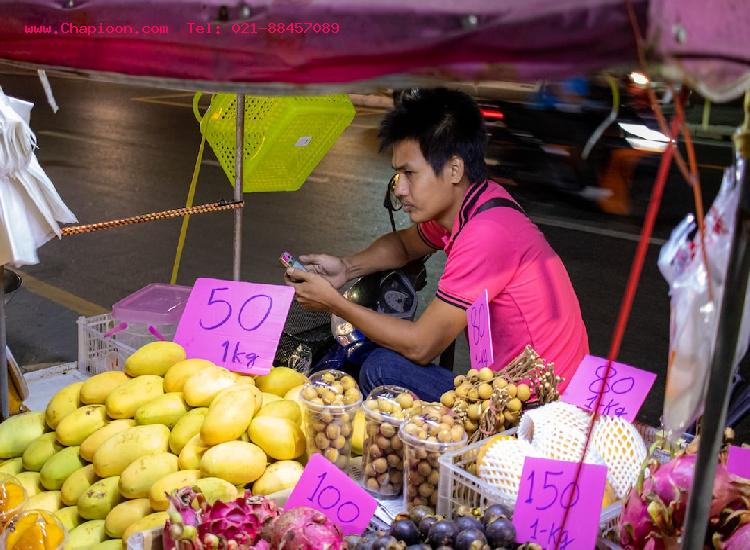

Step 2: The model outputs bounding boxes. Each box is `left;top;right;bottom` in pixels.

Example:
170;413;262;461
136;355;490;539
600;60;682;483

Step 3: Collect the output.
0;341;311;549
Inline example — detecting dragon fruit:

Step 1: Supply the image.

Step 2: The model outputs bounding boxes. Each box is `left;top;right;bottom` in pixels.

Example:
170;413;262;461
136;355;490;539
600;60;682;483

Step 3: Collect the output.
164;486;280;550
619;450;750;550
261;506;344;550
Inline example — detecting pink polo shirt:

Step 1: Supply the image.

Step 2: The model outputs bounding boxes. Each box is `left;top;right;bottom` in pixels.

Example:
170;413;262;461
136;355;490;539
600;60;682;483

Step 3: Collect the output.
418;181;588;391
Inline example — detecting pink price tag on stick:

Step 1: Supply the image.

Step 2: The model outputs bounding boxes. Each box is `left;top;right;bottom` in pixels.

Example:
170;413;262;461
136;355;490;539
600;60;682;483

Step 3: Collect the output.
561;354;657;423
513;457;607;550
285;454;377;536
467;289;493;370
174;278;294;375
727;446;750;479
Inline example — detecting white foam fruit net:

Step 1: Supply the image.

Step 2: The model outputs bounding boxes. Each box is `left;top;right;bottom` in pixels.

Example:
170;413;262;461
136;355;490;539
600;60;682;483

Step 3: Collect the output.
478;438;542;508
591;415;647;499
517;401;603;464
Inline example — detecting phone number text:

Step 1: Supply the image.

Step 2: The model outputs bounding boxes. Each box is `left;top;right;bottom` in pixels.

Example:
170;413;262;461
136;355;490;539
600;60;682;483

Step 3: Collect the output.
187;21;340;35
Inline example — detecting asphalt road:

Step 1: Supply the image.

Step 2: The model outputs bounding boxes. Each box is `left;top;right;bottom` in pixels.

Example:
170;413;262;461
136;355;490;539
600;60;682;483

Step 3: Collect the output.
1;67;746;440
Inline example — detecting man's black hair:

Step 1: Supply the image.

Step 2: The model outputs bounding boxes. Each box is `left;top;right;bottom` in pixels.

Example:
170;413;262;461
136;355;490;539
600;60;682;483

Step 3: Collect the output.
379;88;487;184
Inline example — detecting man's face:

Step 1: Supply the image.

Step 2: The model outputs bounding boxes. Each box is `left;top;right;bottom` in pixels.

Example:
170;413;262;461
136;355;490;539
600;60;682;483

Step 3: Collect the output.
391;139;455;224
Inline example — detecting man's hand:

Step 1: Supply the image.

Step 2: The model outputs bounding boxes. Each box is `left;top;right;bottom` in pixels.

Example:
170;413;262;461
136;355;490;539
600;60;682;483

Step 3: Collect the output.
285;268;344;312
299;254;349;289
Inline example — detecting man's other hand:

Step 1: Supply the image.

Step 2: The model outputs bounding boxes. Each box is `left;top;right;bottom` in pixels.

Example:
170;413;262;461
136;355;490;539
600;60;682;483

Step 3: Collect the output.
284;268;343;312
299;254;348;289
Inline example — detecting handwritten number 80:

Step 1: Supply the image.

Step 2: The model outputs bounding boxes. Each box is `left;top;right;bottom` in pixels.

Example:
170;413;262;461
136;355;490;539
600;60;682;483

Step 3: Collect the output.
470;303;485;345
200;287;273;332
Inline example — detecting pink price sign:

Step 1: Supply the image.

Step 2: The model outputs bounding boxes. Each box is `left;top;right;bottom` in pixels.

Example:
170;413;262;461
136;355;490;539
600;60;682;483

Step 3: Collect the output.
513;457;607;550
727;445;750;479
561;354;656;423
467;289;493;370
285;454;377;536
174;278;294;375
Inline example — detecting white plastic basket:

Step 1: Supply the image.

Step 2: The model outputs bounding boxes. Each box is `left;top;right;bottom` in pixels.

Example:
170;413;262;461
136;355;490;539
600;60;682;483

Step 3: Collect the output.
437;423;689;549
77;313;137;375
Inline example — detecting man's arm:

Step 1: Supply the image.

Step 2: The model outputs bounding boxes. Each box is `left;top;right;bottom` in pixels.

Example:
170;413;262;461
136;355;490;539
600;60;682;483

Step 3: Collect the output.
342;225;436;280
331;296;466;365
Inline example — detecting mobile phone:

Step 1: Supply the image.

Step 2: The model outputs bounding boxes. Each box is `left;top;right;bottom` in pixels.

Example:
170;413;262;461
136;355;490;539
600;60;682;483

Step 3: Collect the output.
279;251;307;271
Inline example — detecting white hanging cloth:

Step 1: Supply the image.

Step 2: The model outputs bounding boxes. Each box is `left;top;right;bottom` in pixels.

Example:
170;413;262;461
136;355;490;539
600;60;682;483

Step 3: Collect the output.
0;87;76;267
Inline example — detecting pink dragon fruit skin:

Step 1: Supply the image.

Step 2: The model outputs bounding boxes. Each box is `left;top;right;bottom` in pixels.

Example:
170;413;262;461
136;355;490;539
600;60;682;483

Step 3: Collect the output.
197;494;280;548
620;484;654;548
261;507;344;550
725;522;750;550
164;486;204;550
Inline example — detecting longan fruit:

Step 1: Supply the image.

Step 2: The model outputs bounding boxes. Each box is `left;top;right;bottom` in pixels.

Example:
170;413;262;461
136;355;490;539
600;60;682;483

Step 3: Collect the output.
507;397;522;412
324;448;339;462
314;433;330;450
302;386;318;401
440;391;456;408
506;384;518;399
478;367;494;381
478;383;493;400
467;403;482;421
467;368;479;379
517;384;531;402
396;393;414;410
467;388;480;402
454;375;466;388
493;377;508;390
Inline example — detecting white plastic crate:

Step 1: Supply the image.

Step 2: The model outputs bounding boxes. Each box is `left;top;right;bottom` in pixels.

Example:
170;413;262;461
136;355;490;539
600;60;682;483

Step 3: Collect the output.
77;313;137;375
437;423;689;549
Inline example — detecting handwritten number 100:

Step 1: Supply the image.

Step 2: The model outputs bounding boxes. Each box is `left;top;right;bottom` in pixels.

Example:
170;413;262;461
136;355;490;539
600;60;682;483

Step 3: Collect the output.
199;287;273;331
308;472;360;524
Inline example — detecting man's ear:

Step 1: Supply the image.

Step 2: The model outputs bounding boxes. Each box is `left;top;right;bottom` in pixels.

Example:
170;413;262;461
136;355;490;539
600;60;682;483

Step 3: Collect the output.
447;155;465;184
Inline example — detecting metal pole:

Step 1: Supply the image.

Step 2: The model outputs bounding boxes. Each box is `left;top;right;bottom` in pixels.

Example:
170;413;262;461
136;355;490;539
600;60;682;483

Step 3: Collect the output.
233;94;245;281
682;156;750;548
0;266;9;419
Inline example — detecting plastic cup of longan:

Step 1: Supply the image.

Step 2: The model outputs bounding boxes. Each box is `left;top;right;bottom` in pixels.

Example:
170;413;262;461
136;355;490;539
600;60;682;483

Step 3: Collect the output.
398;404;467;512
301;369;362;473
361;385;417;498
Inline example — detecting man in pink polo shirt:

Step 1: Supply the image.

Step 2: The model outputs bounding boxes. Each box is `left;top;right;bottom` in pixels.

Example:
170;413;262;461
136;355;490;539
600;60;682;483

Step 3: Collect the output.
286;88;588;401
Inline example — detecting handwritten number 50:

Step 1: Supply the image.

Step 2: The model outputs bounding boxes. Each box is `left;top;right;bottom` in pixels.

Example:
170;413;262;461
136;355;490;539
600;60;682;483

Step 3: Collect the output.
200;287;273;332
525;470;580;511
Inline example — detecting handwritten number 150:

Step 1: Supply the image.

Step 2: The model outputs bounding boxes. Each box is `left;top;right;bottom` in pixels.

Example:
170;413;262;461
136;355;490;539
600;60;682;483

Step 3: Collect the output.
200;287;273;331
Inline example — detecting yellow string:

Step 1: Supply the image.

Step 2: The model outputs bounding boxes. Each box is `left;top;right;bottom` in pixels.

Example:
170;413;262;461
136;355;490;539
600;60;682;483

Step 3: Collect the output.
734;91;750;160
170;135;206;284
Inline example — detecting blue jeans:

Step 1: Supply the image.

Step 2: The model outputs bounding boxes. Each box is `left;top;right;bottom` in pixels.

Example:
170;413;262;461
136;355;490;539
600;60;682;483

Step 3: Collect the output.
359;348;455;402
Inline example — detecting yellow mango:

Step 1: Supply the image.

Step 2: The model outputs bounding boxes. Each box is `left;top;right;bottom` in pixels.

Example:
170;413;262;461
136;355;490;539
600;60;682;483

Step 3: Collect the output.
77;476;122;520
22;432;63;472
54;505;82;531
40;446;86;490
80;371;130;404
351;409;365;456
0;457;23;474
178;435;209;470
105;498;151;538
168;408;208;454
122;512;168;547
200;441;267;485
16;471;43;497
284;384;304;403
149;470;201;511
255;367;307;397
80;419;136;462
56;404;108;446
134;392;189;428
248;416;305;460
23;490;62;512
61;464;97;506
193;477;238;504
93;424;170;477
89;540;122;550
183;366;237;407
164;359;214;393
252;460;304;496
119;452;178;499
45;382;83;429
0;411;46;458
67;519;107;548
105;375;164;419
124;341;186;377
261;392;282;406
255;399;302;425
201;385;257;445
232;372;255;386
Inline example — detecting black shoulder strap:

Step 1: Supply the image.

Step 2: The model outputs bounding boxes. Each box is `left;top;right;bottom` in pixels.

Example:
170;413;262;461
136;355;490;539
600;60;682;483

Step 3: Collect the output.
452;196;526;244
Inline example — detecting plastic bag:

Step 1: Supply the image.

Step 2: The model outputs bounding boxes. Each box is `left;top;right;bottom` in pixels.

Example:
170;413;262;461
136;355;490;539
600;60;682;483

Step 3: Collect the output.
658;158;747;438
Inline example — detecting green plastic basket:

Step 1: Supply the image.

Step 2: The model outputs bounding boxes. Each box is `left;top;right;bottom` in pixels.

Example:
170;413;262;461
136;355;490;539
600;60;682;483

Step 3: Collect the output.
193;93;355;192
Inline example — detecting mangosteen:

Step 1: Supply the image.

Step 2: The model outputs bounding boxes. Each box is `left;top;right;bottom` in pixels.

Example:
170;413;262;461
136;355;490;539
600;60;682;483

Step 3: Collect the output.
418;516;438;539
350;533;378;550
389;519;421;546
427;519;459;547
484;517;516;547
454;527;488;550
455;514;484;534
482;503;508;525
409;505;435;525
405;545;431;550
372;535;403;550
